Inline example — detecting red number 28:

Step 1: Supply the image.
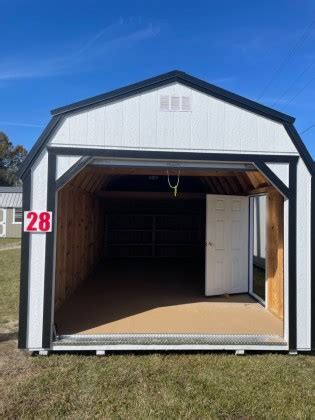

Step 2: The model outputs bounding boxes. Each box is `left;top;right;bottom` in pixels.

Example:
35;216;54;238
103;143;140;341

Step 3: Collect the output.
26;211;51;232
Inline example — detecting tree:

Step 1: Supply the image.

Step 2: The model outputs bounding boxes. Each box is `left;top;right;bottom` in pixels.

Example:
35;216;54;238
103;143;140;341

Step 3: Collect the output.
0;132;28;186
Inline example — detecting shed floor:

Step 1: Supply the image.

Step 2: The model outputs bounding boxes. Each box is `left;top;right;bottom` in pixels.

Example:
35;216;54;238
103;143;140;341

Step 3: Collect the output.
55;260;283;336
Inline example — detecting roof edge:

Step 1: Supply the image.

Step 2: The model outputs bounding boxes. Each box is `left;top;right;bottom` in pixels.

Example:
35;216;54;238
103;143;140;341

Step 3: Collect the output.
17;115;62;180
283;122;314;173
51;70;295;124
20;70;313;180
51;70;180;115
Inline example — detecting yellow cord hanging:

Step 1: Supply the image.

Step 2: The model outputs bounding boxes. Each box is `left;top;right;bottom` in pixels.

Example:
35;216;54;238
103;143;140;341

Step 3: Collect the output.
167;169;181;197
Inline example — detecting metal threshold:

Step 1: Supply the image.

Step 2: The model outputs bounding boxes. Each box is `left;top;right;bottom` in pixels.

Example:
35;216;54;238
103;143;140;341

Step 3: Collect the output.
54;333;286;347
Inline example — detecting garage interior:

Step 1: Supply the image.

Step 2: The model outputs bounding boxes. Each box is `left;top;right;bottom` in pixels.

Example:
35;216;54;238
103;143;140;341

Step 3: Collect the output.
53;162;284;340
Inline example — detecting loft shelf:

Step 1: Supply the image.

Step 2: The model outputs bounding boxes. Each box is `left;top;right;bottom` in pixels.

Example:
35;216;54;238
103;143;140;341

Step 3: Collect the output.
106;213;203;258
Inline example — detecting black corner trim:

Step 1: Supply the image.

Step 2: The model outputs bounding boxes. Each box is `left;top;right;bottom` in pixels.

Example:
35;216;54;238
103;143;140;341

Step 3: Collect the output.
47;147;299;164
256;160;297;351
255;161;290;198
56;156;93;190
284;123;314;173
18;172;31;349
42;152;57;349
288;161;297;351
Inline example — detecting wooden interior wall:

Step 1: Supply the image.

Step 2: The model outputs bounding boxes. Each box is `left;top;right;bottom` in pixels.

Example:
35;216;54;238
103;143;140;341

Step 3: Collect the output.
266;190;284;319
54;185;105;309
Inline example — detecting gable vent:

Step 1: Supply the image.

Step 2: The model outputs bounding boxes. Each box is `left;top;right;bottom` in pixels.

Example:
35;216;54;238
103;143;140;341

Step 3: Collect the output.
181;96;191;111
171;96;180;111
159;95;191;112
160;95;170;111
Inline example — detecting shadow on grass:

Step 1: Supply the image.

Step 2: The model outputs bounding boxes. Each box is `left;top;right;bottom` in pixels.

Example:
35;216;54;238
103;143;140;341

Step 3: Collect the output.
0;331;18;343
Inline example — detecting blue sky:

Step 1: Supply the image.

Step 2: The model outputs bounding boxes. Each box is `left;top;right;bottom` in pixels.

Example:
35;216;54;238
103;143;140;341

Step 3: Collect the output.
1;0;314;157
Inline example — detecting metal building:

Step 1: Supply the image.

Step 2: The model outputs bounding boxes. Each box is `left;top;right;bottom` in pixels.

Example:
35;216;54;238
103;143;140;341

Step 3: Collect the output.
0;187;22;238
17;71;314;354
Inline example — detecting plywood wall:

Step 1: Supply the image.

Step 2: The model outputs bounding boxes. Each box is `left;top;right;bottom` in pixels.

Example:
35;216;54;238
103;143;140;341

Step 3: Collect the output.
266;190;284;319
54;185;105;309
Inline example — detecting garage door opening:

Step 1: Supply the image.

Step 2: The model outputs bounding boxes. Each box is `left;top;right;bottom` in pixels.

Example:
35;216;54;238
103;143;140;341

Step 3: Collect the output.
53;162;285;343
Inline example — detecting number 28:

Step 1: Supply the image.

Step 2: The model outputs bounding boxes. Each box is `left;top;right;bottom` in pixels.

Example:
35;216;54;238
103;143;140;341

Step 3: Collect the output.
25;211;52;232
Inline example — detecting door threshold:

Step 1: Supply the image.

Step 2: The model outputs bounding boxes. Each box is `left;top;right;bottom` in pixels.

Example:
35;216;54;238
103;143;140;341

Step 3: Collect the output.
249;292;265;306
54;333;286;346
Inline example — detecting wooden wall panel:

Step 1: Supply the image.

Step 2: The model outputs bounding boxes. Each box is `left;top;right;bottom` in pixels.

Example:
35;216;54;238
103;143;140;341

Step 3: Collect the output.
57;188;68;306
54;186;105;309
266;191;284;319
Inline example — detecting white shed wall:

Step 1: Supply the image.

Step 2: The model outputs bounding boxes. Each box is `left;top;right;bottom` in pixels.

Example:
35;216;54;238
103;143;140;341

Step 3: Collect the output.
27;150;48;349
266;163;290;188
296;158;312;350
56;155;81;180
50;83;298;156
26;81;312;351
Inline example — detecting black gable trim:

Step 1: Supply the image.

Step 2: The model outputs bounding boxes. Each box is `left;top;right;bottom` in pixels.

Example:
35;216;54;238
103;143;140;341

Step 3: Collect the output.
51;71;180;116
17;70;314;179
17;115;62;179
51;70;295;124
284;122;314;172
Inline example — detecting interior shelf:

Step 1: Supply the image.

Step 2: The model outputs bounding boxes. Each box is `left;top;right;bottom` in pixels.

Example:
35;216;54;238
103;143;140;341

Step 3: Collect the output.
106;212;204;258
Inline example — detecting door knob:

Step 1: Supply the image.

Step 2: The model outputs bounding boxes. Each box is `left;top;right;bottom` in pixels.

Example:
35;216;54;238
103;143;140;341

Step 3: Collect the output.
208;241;213;246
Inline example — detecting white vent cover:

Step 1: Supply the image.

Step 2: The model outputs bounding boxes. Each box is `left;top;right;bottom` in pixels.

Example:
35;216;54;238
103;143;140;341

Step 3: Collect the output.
159;95;191;112
160;95;170;111
181;96;191;111
171;96;180;111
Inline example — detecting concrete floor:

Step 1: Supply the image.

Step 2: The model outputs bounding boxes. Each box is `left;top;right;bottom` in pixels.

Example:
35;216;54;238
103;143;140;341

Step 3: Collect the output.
55;259;283;336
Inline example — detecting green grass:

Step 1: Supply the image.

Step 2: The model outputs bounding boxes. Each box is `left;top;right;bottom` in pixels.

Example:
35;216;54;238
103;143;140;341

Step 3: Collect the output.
0;238;21;248
0;248;20;328
0;248;314;419
1;349;314;418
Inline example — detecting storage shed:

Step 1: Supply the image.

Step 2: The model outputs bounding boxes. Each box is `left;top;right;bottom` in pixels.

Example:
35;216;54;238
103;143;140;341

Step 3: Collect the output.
17;71;314;354
0;187;22;238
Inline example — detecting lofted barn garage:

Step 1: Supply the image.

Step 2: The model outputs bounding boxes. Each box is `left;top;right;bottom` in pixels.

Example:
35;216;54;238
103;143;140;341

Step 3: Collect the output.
17;71;314;353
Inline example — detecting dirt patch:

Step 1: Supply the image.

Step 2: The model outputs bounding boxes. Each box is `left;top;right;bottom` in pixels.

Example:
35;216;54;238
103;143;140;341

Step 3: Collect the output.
0;244;21;252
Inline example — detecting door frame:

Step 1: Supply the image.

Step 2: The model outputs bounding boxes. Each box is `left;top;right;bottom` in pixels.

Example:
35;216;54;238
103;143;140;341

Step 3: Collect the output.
0;208;7;238
19;147;297;350
205;194;250;296
248;195;267;306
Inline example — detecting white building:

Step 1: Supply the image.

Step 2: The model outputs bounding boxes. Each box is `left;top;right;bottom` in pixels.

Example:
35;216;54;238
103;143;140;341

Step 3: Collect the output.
0;187;22;238
17;71;314;354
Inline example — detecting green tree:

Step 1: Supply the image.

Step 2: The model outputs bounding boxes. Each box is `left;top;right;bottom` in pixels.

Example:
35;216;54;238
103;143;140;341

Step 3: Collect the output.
0;132;27;186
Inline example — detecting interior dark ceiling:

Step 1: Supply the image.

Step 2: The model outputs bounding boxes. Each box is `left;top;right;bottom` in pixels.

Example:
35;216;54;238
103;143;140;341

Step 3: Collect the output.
65;167;271;197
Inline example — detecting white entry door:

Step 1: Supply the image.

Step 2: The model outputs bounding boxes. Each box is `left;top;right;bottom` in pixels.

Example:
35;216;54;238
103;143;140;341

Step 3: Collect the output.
205;195;249;296
0;209;7;237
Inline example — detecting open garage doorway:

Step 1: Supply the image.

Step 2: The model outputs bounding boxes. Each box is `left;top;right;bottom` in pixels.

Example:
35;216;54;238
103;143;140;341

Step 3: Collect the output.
53;160;285;343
